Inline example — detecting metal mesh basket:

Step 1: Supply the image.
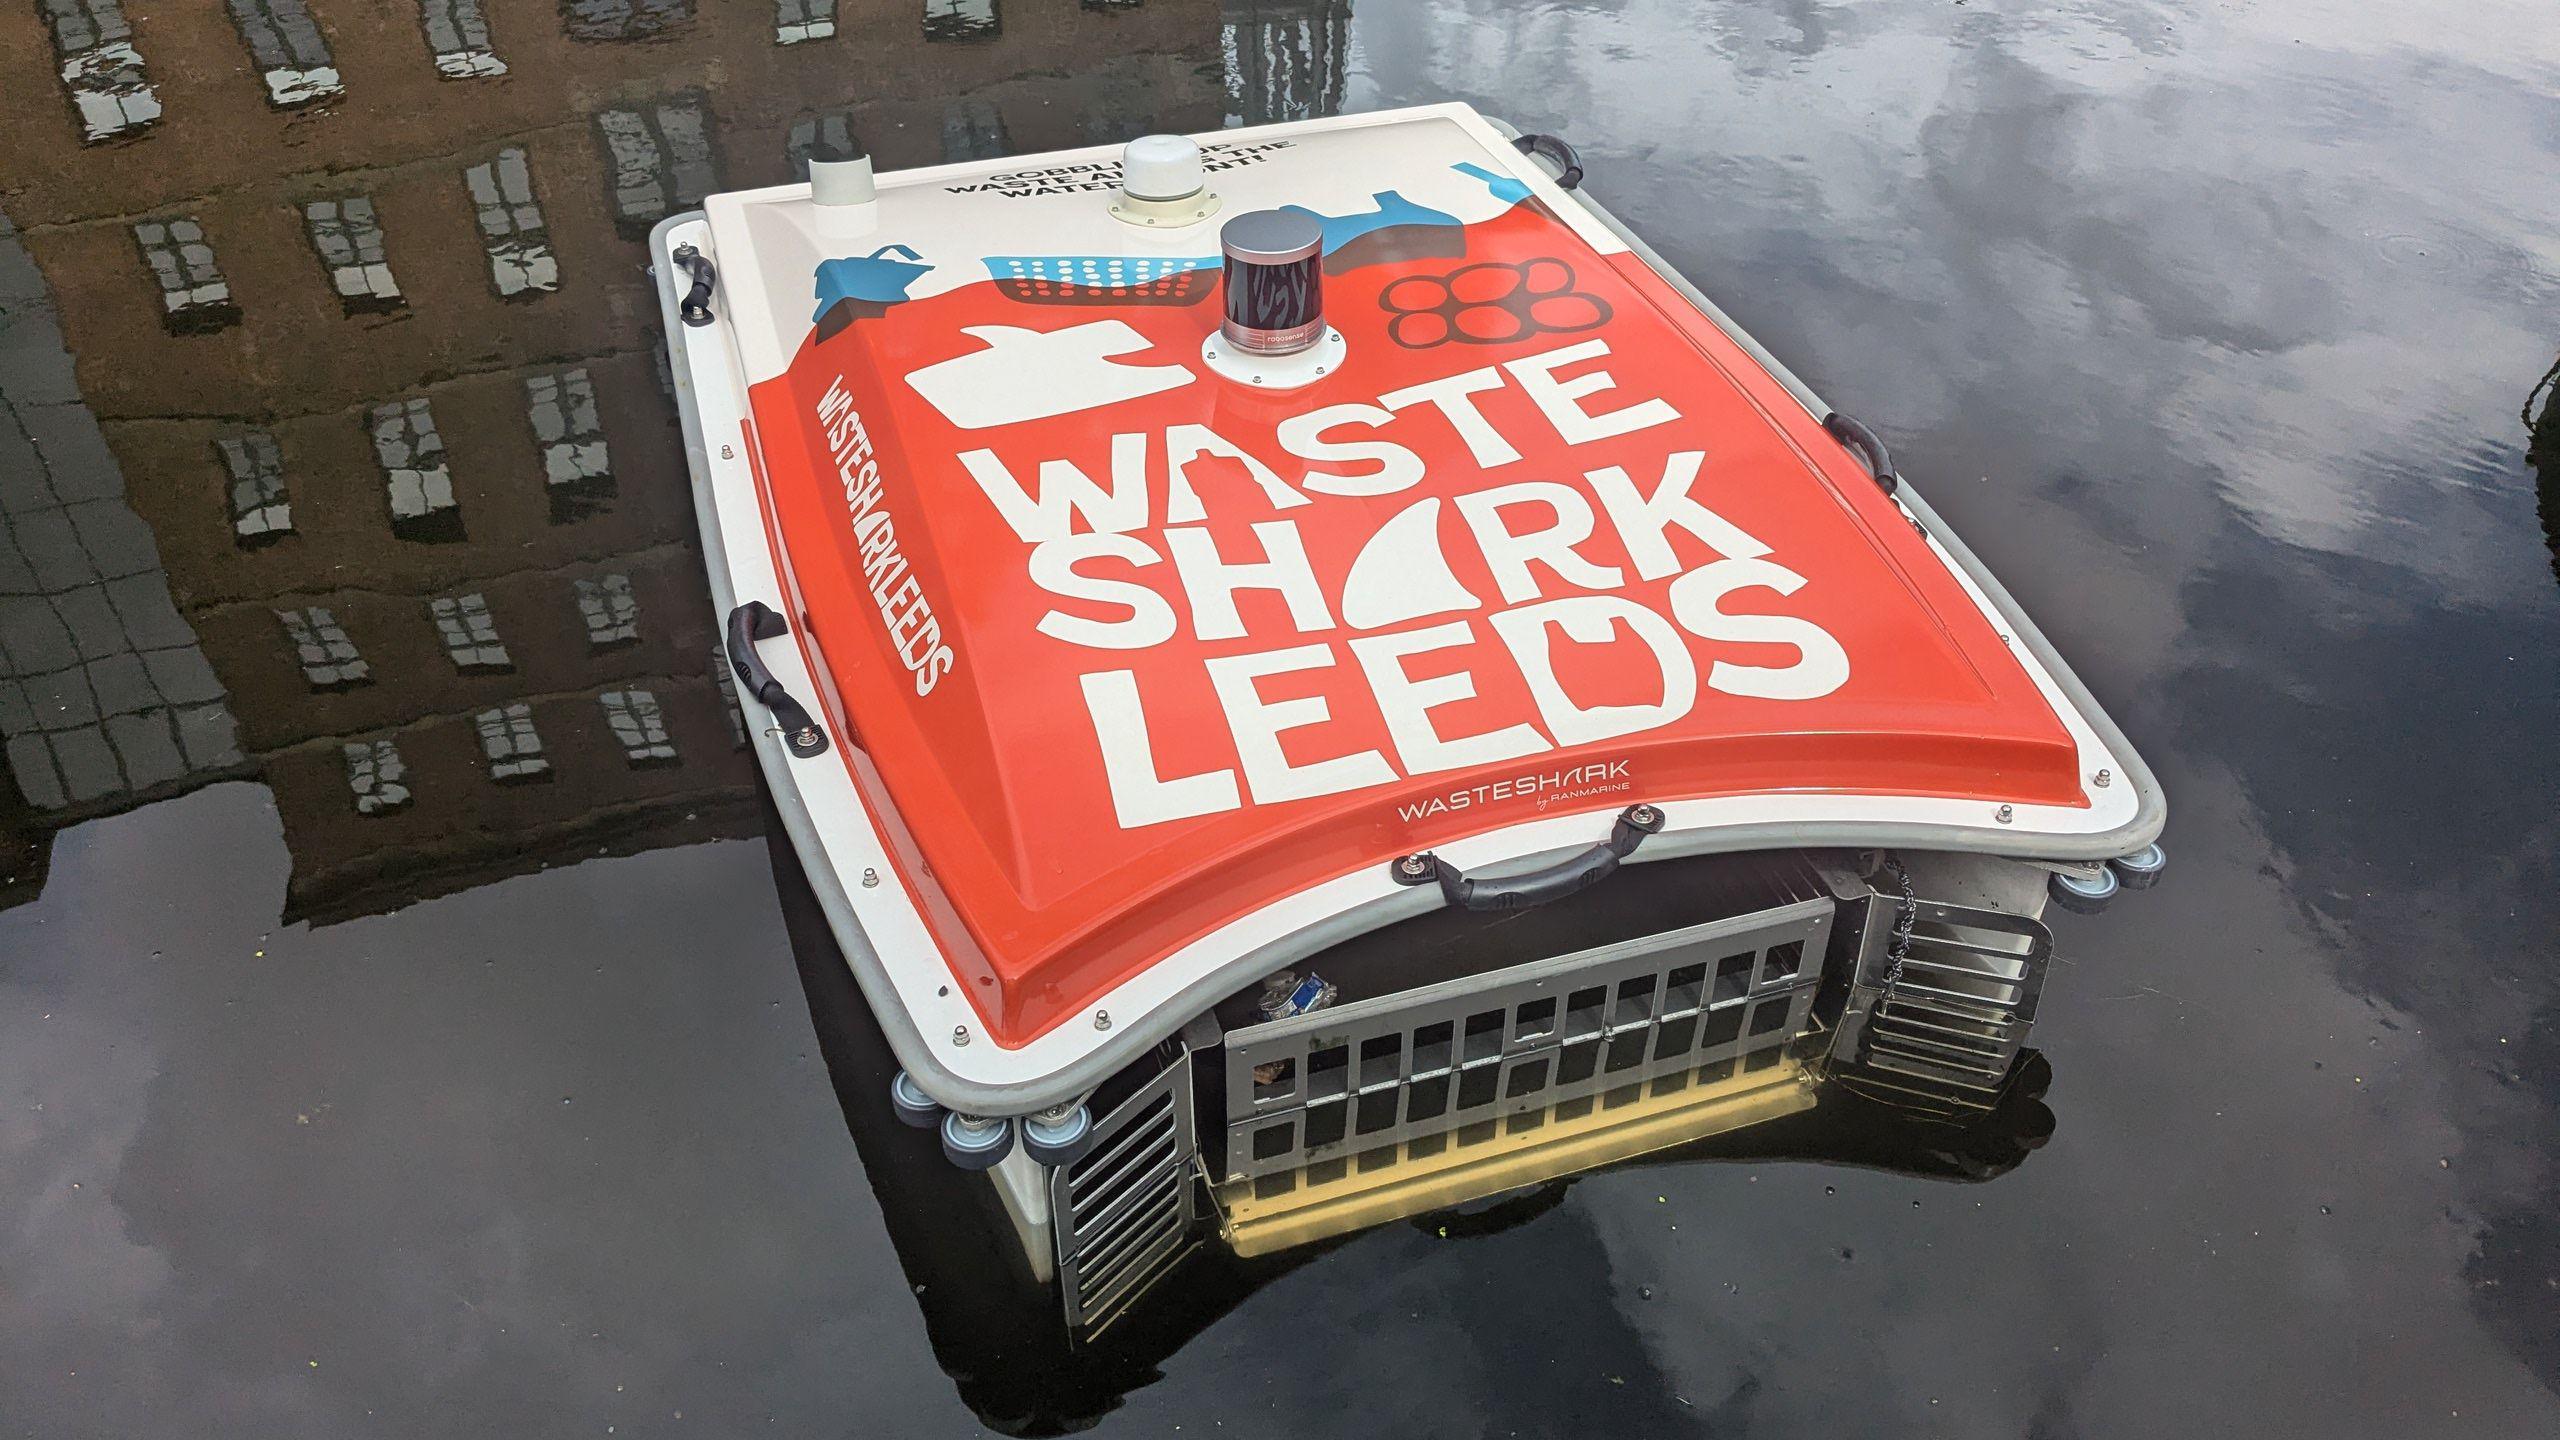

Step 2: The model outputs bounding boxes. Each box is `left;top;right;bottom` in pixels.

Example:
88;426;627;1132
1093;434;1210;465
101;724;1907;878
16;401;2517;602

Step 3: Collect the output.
1218;898;1836;1197
988;254;1217;305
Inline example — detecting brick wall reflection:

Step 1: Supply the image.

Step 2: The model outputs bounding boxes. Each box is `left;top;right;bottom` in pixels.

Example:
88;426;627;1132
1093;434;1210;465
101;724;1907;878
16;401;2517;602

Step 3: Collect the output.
0;0;1355;921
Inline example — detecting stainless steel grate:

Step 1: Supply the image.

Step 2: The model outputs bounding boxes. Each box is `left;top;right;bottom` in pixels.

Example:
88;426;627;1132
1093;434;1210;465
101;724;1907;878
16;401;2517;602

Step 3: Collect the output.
1835;899;2048;1114
1052;1049;1200;1340
1220;899;1835;1199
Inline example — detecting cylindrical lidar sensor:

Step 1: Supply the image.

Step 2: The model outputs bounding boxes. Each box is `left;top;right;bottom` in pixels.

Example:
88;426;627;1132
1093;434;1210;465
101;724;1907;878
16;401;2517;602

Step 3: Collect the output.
1219;209;1325;356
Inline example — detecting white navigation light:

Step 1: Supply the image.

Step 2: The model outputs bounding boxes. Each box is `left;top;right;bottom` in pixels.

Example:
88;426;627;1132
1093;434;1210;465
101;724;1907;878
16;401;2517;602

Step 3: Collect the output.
1123;134;1203;200
1111;134;1221;227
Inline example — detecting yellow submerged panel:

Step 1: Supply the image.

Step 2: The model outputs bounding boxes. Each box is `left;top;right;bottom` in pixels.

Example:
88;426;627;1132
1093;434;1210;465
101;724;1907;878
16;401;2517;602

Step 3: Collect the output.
1219;1063;1818;1257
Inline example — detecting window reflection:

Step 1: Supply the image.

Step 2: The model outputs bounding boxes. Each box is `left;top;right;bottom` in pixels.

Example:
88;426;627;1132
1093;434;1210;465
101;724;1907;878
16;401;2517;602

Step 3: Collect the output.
429;593;512;672
226;0;343;108
463;148;558;298
924;0;1000;43
562;0;695;44
710;648;748;748
39;0;160;142
277;607;368;690
473;702;550;782
525;367;615;523
942;97;1011;162
369;398;464;542
344;737;412;815
775;0;836;45
786;111;865;179
573;574;641;648
419;0;507;78
600;688;678;765
596;97;719;237
132;219;237;334
303;196;404;314
213;431;293;545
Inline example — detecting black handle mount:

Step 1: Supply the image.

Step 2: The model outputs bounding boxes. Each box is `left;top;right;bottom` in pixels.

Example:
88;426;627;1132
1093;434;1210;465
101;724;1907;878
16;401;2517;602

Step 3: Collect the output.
673;243;717;328
1391;804;1663;912
726;601;830;758
1510;133;1585;191
1822;411;1898;495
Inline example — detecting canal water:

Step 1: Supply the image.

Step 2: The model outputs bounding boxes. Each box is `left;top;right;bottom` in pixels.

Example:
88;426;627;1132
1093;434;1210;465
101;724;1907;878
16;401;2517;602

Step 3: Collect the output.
3;2;2554;1435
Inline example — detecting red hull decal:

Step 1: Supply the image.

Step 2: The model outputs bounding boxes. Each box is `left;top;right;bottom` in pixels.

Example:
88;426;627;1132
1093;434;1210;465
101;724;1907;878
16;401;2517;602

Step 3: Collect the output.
743;199;2082;1045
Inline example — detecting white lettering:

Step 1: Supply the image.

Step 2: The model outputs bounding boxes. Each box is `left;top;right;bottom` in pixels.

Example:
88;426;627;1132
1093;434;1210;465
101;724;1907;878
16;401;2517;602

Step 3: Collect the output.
1079;669;1240;827
1490;596;1698;745
958;433;1152;542
1351;621;1550;775
1455;482;1625;604
1167;521;1334;641
1165;424;1308;517
1503;339;1680;444
1380;366;1522;469
1667;559;1850;699
1586;450;1771;579
1277;404;1426;496
1204;644;1396;804
1030;533;1175;650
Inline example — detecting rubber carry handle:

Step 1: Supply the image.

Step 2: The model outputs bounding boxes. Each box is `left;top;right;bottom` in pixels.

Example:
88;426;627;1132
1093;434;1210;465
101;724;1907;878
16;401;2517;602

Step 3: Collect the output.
1822;411;1898;495
726;601;831;757
674;243;718;328
1391;804;1663;912
1510;133;1585;191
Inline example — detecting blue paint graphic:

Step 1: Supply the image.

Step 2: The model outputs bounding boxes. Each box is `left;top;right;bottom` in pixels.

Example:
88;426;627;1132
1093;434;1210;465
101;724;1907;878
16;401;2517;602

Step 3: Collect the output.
983;254;1217;285
813;244;932;318
1281;190;1462;253
1453;161;1532;206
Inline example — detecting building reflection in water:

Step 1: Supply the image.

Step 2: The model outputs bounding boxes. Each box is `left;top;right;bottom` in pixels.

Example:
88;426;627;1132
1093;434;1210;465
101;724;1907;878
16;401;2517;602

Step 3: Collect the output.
2;0;1353;918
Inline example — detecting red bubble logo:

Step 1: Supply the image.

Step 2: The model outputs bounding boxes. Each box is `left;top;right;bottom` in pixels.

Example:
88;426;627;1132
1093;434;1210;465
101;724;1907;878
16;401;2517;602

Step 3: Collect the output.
1379;258;1614;349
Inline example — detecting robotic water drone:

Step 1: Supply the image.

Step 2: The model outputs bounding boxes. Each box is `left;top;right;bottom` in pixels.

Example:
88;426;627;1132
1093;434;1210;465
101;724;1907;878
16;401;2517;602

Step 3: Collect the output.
654;105;2166;1340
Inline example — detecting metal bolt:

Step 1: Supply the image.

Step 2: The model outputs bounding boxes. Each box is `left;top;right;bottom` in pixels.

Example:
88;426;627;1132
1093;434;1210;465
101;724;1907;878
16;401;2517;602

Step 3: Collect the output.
861;867;880;888
2093;769;2112;788
952;1025;970;1047
1397;854;1432;879
1629;804;1661;827
1994;804;2014;824
1093;1010;1112;1031
793;726;820;748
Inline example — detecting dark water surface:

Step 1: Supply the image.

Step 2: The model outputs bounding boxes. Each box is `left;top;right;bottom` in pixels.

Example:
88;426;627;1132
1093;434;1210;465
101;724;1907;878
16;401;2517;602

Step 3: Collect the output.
5;2;2556;1436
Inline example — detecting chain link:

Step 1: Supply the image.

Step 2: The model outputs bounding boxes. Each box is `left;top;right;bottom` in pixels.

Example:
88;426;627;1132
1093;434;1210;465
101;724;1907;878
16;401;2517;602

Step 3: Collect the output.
1878;853;1917;995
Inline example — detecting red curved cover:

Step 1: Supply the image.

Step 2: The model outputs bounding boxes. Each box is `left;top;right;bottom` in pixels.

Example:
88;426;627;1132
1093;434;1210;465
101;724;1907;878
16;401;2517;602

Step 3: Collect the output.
741;198;2083;1045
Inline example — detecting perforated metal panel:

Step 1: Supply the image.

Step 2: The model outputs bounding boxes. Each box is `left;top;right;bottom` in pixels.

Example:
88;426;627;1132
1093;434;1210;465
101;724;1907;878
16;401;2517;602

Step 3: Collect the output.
1220;899;1834;1196
1051;1050;1200;1340
1832;899;2049;1114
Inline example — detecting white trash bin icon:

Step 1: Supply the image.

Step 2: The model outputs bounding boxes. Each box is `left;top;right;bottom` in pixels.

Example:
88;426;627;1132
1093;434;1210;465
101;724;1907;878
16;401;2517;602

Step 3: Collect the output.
903;320;1196;431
